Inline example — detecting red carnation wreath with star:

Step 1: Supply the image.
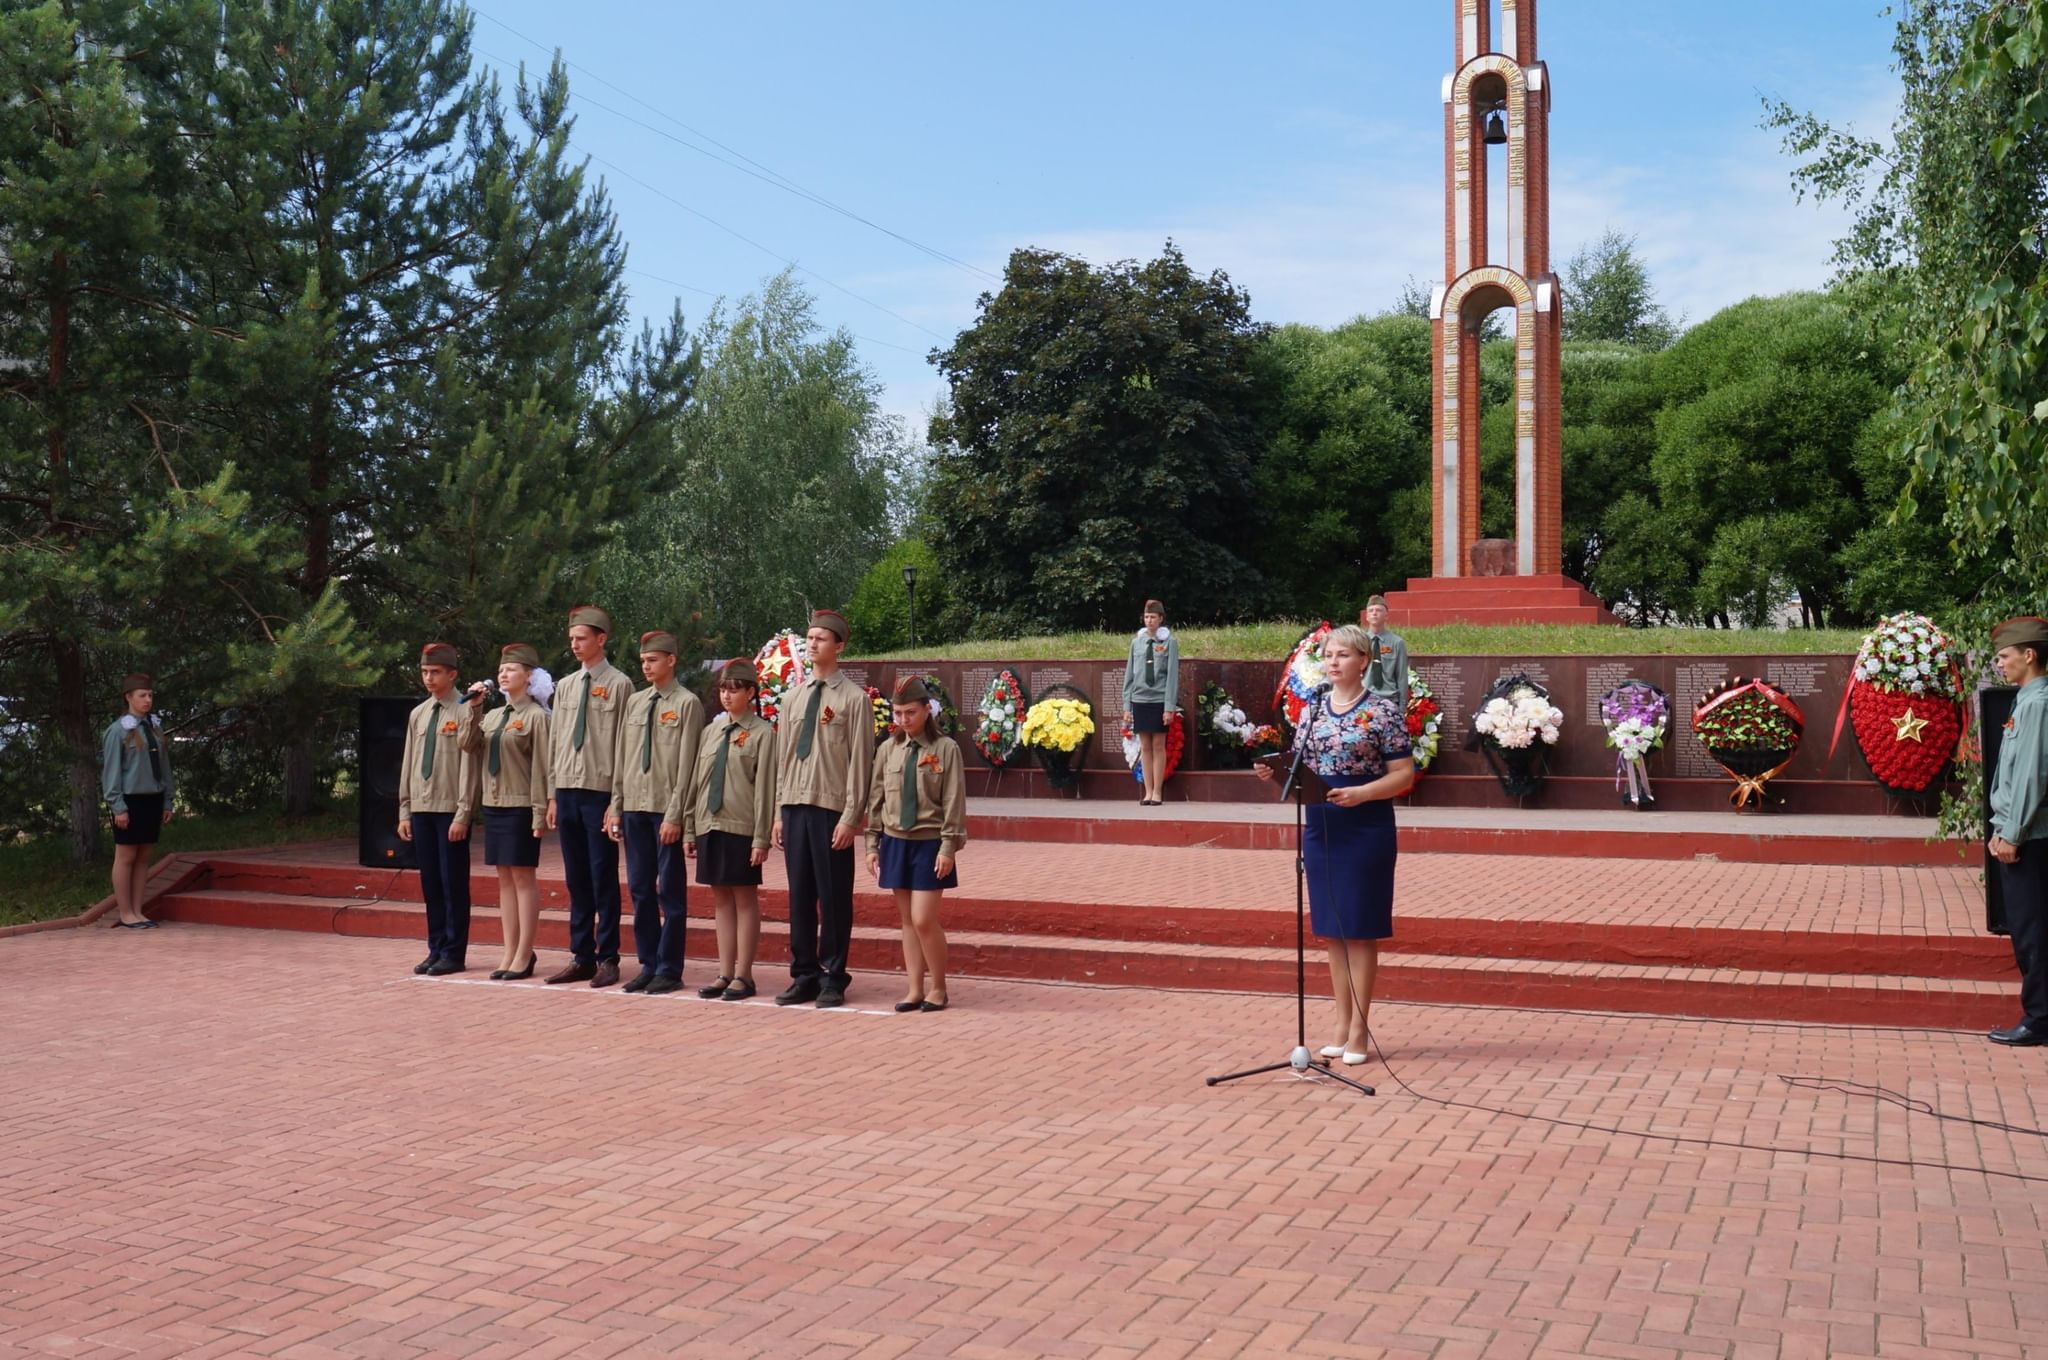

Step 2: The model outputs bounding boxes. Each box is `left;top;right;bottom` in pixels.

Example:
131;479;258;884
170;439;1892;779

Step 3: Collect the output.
1833;612;1964;794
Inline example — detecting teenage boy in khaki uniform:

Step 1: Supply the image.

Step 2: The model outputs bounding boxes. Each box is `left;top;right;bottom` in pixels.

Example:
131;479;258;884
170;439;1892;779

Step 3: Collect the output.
773;608;873;1007
398;642;482;976
606;630;705;995
545;605;635;988
1988;615;2048;1046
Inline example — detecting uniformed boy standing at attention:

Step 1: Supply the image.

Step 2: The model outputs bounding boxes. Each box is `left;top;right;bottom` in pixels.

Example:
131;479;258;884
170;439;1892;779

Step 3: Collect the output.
397;642;481;976
773;608;873;1007
606;630;705;995
545;605;636;989
1988;614;2048;1046
1362;594;1410;708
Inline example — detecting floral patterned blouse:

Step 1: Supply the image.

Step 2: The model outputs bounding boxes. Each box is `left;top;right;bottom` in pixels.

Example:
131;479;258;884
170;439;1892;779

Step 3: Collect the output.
1293;692;1412;779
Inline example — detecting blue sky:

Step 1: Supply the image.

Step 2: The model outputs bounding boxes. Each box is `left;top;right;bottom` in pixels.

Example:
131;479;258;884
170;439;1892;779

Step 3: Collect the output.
467;2;1901;426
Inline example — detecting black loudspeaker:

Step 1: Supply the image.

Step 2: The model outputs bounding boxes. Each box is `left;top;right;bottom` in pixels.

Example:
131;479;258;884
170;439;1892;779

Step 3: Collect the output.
359;696;418;871
1981;685;2017;937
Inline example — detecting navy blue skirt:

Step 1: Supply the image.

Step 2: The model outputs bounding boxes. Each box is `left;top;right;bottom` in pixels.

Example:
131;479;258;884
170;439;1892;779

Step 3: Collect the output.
877;834;959;891
695;830;763;886
113;793;164;846
1303;774;1395;941
483;805;542;867
1130;701;1167;733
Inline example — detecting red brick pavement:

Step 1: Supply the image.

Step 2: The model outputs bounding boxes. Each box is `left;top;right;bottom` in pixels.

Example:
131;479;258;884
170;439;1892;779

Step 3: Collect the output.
3;926;2046;1359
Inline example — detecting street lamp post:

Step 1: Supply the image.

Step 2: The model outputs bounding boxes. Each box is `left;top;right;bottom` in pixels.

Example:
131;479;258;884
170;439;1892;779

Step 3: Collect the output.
902;564;919;649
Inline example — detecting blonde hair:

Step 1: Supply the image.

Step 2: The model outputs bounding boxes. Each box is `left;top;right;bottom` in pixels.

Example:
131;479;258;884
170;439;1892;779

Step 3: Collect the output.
1325;623;1374;655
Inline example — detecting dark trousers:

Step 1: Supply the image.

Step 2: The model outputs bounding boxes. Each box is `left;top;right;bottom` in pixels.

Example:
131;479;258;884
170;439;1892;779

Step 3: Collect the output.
1997;837;2048;1028
556;787;621;965
782;803;854;990
411;811;471;965
624;811;687;978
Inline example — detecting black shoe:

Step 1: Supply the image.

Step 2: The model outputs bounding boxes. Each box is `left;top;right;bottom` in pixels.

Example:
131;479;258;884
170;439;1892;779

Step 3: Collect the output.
622;970;655;994
921;998;949;1013
698;975;733;999
425;959;465;976
645;975;682;995
489;969;510;980
1989;1022;2047;1046
414;956;436;975
721;978;757;1001
775;980;820;1006
503;956;535;981
815;988;845;1009
894;999;924;1013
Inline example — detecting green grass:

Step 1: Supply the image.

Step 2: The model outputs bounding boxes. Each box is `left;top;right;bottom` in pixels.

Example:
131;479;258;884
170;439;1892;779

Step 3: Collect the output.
0;800;357;928
863;621;1864;663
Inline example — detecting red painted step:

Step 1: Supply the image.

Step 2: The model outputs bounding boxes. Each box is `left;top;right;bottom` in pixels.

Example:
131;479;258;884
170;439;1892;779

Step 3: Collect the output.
146;890;2013;1030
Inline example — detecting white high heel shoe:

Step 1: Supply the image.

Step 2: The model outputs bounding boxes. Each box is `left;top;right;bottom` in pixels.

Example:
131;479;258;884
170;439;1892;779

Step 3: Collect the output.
1341;1051;1368;1066
1318;1045;1346;1059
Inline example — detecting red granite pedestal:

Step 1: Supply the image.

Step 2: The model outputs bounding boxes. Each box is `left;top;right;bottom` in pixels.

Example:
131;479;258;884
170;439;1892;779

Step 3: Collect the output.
1381;573;1620;626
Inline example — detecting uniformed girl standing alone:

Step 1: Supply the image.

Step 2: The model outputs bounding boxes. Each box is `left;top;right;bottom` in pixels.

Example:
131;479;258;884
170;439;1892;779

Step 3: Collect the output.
867;676;966;1013
1122;599;1180;806
100;673;173;929
462;644;553;980
683;660;777;1001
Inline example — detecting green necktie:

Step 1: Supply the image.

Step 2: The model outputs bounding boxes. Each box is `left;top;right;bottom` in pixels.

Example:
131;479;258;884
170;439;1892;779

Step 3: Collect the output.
1144;634;1156;687
899;740;919;831
572;672;590;751
795;684;823;760
141;720;163;783
489;707;510;777
706;724;734;813
419;706;437;781
641;691;659;772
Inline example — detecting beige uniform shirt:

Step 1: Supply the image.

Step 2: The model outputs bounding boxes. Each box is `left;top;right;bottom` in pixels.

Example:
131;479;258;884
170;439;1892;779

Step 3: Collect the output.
459;697;552;831
549;659;635;793
866;730;968;857
774;670;874;832
398;693;480;823
683;713;778;850
608;682;704;824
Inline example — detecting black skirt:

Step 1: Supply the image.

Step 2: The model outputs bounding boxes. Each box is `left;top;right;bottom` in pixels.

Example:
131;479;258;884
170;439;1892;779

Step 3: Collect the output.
113;793;164;846
483;805;542;867
1130;701;1167;733
695;830;762;886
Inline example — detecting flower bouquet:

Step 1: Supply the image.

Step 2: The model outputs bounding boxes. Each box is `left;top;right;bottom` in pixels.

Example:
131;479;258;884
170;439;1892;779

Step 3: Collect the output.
865;686;891;744
1406;673;1444;774
1018;684;1094;791
1471;674;1563;798
1839;612;1964;794
972;669;1030;767
1198;681;1284;767
1693;677;1803;810
751;629;809;724
1272;622;1333;729
1599;680;1669;809
1120;710;1186;785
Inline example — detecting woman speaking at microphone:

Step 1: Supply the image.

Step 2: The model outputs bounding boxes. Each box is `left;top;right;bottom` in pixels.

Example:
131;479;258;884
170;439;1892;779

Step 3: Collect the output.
1254;623;1415;1066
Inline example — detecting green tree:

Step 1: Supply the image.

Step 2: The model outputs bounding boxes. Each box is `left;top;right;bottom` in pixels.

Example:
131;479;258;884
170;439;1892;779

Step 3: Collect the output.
1646;293;1893;626
1768;0;2048;617
844;539;953;655
1560;230;1680;348
600;272;902;655
928;243;1268;634
0;1;293;855
1248;314;1433;616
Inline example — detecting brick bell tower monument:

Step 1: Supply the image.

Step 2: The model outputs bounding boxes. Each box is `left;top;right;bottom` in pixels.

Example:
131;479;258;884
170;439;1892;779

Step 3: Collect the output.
1380;0;1617;626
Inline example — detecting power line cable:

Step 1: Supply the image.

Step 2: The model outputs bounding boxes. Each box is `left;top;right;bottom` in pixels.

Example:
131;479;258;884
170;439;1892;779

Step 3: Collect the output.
578;146;947;342
470;15;998;283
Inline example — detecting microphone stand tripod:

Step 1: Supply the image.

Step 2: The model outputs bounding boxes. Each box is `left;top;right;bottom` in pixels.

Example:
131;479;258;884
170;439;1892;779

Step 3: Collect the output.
1206;687;1375;1096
